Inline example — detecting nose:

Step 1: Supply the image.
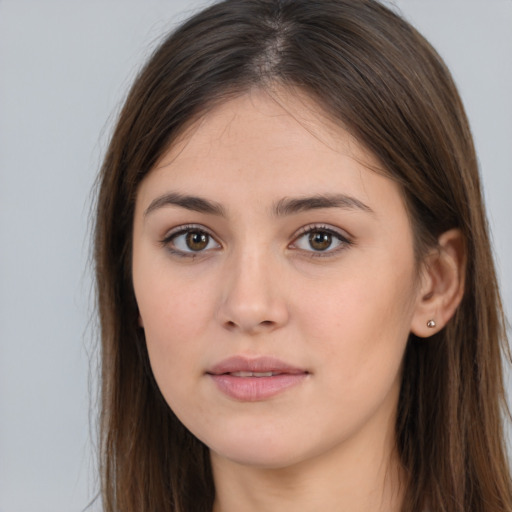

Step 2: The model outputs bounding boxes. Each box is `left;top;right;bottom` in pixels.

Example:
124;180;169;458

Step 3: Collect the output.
217;250;290;335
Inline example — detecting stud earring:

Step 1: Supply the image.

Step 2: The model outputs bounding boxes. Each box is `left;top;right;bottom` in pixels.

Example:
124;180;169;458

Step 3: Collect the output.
427;319;436;328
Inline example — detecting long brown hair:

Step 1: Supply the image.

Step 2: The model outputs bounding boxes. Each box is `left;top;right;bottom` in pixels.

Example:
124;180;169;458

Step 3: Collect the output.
94;1;511;510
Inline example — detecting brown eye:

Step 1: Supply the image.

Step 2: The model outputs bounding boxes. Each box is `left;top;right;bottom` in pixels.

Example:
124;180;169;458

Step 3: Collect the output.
308;231;333;251
166;227;220;255
291;226;350;255
186;231;209;251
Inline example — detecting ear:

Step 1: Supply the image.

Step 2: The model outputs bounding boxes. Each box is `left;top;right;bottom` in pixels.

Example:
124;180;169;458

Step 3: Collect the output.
410;229;466;338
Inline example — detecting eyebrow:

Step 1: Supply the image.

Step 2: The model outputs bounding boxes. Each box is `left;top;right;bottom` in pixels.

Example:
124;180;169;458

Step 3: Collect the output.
144;192;226;217
144;192;373;218
273;194;373;216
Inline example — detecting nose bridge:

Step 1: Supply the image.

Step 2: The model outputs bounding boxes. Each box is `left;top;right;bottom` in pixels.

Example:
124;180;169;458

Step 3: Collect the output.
218;241;288;333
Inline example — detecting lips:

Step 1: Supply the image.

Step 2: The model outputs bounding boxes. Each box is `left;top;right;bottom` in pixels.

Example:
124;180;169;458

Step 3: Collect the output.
207;356;309;401
229;371;280;377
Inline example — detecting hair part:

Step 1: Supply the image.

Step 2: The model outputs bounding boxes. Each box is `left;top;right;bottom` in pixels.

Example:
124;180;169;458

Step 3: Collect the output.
94;1;511;511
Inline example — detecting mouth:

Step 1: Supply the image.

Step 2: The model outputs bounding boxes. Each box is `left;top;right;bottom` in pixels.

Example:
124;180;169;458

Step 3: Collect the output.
206;356;309;401
227;371;286;377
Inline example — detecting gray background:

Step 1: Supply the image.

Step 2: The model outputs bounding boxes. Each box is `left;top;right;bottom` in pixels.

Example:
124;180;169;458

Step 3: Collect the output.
0;1;511;511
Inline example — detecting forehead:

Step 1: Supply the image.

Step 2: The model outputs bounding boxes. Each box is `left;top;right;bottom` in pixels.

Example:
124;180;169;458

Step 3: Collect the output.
162;89;368;161
137;88;405;221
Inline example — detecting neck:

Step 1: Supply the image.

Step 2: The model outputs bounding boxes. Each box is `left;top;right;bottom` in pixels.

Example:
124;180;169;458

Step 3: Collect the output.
211;412;405;512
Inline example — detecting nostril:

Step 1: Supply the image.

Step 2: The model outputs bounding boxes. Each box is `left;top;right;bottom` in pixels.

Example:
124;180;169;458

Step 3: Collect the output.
222;319;276;332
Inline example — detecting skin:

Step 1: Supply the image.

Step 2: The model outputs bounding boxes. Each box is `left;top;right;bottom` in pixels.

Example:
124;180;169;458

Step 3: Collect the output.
131;89;454;511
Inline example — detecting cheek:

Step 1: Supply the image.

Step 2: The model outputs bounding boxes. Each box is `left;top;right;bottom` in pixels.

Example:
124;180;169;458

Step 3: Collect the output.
132;255;218;387
295;257;417;389
143;286;210;339
134;238;214;328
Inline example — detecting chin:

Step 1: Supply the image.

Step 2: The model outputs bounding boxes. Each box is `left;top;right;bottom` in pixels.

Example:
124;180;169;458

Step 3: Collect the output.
212;445;303;470
205;426;317;470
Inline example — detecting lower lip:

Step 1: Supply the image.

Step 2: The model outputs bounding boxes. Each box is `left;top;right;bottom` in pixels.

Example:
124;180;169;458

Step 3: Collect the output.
209;373;307;401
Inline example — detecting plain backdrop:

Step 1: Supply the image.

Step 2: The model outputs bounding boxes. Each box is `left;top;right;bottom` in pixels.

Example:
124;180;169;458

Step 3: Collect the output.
0;1;511;511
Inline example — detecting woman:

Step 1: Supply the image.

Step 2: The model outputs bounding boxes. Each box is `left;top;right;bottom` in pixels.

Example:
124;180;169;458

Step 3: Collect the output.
94;0;512;510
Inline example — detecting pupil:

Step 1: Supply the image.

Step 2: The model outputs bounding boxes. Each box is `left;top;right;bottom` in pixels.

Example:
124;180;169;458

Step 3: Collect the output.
309;231;332;251
186;231;208;251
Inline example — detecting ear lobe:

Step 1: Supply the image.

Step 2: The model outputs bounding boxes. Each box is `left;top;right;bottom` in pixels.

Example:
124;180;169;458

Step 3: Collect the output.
410;228;466;338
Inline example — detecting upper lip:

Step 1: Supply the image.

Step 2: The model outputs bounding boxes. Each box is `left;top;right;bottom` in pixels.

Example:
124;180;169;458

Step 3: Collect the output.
207;356;308;375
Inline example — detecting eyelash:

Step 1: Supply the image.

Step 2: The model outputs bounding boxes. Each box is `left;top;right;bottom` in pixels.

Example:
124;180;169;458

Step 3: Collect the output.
160;224;220;258
160;223;353;258
290;224;353;258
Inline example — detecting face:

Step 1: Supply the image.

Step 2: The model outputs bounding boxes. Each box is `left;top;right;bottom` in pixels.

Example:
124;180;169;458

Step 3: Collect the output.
132;89;423;471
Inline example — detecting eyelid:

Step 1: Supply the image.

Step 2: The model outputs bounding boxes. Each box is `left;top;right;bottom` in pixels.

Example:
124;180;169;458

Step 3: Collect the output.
289;223;353;256
159;222;352;258
160;224;221;256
